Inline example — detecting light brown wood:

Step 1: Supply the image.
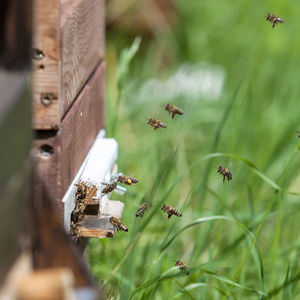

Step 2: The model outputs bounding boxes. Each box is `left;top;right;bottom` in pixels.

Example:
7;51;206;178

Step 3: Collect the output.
16;268;75;300
77;200;124;238
61;0;105;116
32;0;105;129
32;0;60;129
0;252;31;300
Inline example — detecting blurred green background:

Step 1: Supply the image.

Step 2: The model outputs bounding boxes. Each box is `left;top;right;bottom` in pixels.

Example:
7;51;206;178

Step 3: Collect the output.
88;1;300;299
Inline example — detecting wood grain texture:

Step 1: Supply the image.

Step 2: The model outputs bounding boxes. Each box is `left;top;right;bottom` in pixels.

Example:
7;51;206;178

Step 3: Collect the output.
31;182;96;288
60;61;105;197
77;200;124;238
32;0;60;129
16;268;74;300
61;0;105;117
33;62;105;207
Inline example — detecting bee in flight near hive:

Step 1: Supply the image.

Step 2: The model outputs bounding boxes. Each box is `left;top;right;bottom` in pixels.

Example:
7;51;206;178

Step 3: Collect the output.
117;175;138;185
109;217;128;232
101;182;117;195
217;166;232;183
165;104;184;119
136;202;152;218
175;260;190;275
266;13;285;28
161;204;182;219
147;118;167;130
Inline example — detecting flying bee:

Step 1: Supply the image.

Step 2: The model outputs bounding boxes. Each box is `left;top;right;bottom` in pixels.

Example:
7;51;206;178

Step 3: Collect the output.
109;217;128;232
266;13;285;28
161;204;182;219
117;175;138;185
297;131;300;138
135;202;152;218
217;166;232;183
147;118;167;130
101;182;116;195
165;104;184;119
175;260;190;275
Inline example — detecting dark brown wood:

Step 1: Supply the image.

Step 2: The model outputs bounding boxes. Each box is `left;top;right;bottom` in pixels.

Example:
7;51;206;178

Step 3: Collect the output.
61;0;105;116
60;61;105;196
0;0;32;70
31;181;96;288
33;61;105;208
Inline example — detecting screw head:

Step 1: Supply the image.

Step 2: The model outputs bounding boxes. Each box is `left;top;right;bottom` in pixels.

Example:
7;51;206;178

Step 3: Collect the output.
32;48;44;60
41;93;53;106
40;144;54;158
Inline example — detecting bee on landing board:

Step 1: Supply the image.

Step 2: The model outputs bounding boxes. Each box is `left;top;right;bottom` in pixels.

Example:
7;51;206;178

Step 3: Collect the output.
117;175;138;185
266;13;285;28
147;118;167;130
161;204;182;219
217;166;232;183
135;202;152;218
175;260;190;275
75;182;87;200
101;182;116;195
109;217;128;232
165;104;184;119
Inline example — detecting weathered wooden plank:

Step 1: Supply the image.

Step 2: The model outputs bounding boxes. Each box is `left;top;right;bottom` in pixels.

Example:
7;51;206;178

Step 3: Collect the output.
31;182;96;287
32;0;60;129
60;0;105;117
77;200;124;238
16;268;74;300
33;62;105;208
60;61;105;196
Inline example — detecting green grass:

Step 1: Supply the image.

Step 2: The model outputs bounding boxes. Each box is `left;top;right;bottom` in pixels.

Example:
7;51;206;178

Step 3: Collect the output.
88;1;300;299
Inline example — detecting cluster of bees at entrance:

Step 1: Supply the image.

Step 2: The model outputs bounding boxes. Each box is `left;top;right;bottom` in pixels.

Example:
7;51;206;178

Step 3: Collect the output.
71;12;285;270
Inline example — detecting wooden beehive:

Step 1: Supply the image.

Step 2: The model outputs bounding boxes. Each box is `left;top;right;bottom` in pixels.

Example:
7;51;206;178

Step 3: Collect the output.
31;0;121;292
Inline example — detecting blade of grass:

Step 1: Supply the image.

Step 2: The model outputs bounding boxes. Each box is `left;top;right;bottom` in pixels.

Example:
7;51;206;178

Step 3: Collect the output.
159;215;264;295
110;37;141;136
198;78;244;209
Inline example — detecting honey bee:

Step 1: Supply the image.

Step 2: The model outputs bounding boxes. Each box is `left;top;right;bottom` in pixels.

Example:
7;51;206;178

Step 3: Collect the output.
75;182;87;200
75;182;97;201
266;13;285;28
217;166;232;183
297;131;300;138
175;260;190;275
135;202;152;218
101;182;117;195
109;217;128;232
147;118;167;130
165;104;184;119
161;204;182;219
117;175;138;185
